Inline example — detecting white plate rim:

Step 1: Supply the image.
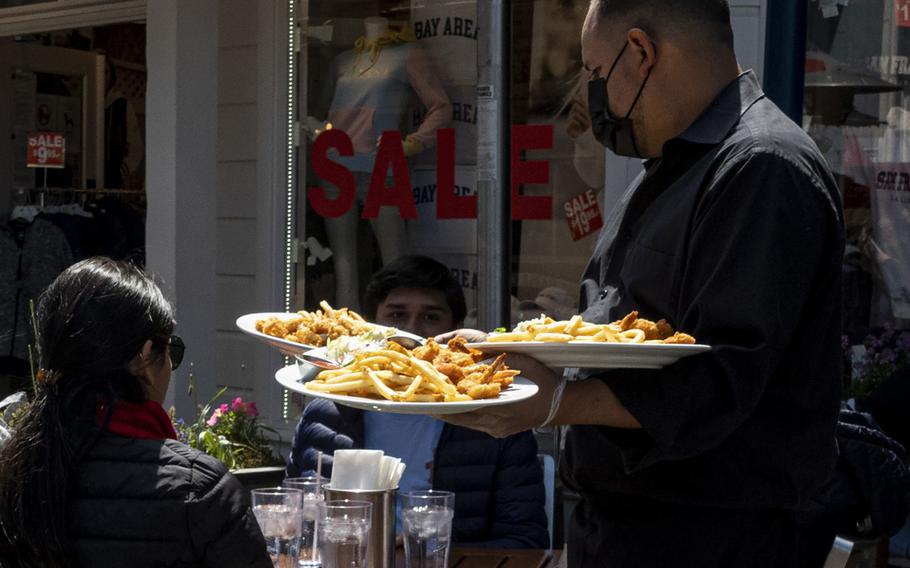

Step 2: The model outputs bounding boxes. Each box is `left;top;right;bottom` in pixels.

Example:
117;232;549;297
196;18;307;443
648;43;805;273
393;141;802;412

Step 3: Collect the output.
465;340;711;369
467;341;711;351
274;364;538;415
235;312;425;354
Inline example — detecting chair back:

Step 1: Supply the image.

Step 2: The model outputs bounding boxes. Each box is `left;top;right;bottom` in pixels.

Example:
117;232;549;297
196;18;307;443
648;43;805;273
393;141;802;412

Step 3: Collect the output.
538;453;556;549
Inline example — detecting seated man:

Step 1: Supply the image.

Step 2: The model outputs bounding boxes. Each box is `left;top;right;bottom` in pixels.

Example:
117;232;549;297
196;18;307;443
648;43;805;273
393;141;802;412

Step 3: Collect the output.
287;256;549;549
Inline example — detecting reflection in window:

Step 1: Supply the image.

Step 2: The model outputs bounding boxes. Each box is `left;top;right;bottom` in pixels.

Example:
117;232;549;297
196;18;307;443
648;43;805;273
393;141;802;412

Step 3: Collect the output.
297;1;479;318
510;0;601;327
802;1;910;403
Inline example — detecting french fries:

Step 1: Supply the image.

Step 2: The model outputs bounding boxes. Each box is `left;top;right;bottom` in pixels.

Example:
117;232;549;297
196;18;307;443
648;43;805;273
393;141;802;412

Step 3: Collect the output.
487;311;696;344
255;301;374;347
305;338;520;403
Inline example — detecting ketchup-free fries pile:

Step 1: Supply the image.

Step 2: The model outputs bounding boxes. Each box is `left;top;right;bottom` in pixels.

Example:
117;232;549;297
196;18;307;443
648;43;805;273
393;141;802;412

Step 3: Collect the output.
256;301;373;347
488;311;696;345
306;338;519;402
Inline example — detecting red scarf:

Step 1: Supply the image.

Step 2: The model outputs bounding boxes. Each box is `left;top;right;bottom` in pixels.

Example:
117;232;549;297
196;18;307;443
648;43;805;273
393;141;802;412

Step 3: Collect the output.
96;399;178;440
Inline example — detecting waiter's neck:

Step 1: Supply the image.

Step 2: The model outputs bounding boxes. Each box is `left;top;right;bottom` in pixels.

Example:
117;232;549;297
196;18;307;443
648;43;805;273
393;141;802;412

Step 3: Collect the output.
644;55;742;158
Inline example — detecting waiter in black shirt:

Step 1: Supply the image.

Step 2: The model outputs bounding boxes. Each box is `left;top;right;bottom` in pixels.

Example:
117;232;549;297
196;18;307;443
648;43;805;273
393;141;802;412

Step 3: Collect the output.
438;1;845;566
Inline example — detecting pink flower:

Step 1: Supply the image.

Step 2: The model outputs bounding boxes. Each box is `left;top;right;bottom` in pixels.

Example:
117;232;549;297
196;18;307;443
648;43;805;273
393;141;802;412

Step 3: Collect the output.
246;402;259;417
219;403;229;414
207;407;223;427
231;397;245;413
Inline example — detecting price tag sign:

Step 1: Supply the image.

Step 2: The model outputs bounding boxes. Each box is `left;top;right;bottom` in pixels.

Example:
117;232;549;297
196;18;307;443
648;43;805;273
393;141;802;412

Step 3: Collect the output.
898;0;910;28
564;189;604;241
26;131;66;169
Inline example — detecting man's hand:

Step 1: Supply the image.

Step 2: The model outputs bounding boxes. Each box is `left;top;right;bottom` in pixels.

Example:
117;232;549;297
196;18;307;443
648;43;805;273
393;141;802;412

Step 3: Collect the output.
434;328;489;344
433;353;560;439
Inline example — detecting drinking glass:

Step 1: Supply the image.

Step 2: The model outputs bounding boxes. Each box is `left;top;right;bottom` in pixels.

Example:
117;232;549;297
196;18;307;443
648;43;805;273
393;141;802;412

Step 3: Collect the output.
284;476;327;567
252;487;304;568
400;490;454;568
317;500;372;568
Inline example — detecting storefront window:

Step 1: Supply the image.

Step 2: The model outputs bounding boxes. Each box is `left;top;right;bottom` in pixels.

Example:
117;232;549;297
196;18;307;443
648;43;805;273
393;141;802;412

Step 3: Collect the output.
802;0;910;392
294;0;480;316
0;23;147;393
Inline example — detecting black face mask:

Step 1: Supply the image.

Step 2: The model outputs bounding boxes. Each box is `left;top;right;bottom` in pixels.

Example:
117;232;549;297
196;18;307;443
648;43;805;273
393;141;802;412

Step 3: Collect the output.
587;42;652;158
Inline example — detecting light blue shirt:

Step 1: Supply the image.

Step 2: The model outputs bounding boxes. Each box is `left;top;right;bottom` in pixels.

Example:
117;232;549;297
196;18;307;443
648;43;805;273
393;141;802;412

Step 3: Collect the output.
363;411;444;532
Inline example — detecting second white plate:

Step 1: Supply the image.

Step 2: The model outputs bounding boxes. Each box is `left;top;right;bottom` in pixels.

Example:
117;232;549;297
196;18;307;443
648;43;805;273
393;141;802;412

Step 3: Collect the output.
274;364;539;415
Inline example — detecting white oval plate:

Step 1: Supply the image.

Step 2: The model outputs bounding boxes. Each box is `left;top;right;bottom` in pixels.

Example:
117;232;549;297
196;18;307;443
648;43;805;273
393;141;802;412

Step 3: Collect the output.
466;341;711;369
235;312;423;357
274;364;539;415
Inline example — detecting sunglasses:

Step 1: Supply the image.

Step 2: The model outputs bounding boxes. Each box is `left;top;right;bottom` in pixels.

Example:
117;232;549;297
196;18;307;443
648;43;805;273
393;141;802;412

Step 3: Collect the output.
166;335;186;371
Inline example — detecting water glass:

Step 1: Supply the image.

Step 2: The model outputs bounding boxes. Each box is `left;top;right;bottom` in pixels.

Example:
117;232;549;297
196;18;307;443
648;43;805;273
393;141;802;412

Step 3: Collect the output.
284;476;327;567
252;487;304;568
401;490;454;568
317;500;372;568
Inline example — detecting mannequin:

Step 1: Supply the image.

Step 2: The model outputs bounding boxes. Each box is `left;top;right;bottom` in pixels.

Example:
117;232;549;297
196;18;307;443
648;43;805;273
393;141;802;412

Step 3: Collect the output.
313;16;451;310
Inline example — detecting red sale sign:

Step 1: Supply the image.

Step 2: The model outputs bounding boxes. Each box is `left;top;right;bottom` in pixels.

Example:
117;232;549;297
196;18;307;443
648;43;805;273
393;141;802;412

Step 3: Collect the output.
27;131;65;168
898;0;910;27
564;189;604;241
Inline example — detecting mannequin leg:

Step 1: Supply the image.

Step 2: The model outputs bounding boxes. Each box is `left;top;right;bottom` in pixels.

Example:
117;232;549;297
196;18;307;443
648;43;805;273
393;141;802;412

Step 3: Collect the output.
370;207;409;264
323;207;361;311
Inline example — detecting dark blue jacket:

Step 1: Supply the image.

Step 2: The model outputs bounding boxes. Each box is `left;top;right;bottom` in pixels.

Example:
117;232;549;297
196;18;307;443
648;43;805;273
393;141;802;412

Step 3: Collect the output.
287;399;549;549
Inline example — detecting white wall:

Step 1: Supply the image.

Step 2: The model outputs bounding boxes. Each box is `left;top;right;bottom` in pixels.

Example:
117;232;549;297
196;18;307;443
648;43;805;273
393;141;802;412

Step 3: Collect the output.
214;0;262;399
147;0;287;428
213;0;289;431
146;0;218;419
731;0;767;81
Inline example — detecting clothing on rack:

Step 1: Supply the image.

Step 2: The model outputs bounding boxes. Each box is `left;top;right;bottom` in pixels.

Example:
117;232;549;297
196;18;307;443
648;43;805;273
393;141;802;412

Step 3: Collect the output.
36;195;145;264
0;217;73;360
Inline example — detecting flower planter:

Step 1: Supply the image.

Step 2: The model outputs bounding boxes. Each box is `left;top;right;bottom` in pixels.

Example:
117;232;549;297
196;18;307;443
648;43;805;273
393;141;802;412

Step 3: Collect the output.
231;466;286;491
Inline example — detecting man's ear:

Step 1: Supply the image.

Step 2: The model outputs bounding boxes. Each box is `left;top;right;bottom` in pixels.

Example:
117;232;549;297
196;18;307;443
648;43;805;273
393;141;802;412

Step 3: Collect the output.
627;28;657;79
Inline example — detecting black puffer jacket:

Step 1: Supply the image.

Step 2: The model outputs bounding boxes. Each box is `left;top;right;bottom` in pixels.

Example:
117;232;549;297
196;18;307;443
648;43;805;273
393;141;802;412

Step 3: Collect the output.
69;433;271;567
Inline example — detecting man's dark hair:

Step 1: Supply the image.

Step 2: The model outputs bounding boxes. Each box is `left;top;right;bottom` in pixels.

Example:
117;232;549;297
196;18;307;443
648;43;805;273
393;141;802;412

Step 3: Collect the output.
593;0;734;50
363;255;468;324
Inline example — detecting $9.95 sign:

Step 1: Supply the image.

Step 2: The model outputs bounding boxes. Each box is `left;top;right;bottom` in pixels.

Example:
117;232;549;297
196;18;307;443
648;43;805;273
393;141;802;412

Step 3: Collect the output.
27;132;66;169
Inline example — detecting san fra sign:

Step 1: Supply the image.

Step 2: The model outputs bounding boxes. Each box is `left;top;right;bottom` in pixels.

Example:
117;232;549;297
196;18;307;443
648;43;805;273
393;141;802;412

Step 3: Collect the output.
308;125;557;221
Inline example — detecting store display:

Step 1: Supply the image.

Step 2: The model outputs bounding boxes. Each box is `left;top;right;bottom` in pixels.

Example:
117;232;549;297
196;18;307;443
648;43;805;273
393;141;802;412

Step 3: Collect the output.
310;16;451;311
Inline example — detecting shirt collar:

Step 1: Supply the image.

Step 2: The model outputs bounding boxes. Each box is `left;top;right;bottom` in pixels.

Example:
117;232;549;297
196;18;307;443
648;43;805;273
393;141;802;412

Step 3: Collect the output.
674;70;766;146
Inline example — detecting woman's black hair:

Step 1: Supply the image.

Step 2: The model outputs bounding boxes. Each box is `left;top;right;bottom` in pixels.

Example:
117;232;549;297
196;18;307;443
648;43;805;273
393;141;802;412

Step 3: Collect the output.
363;255;467;325
0;257;175;566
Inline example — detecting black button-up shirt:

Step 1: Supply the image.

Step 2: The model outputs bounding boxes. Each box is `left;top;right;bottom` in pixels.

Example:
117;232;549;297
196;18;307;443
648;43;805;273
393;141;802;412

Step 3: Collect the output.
564;71;845;511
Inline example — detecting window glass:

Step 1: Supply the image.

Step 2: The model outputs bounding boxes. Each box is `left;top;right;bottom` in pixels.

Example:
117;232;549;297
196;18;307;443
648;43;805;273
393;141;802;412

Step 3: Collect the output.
802;0;910;394
509;0;602;326
294;0;479;316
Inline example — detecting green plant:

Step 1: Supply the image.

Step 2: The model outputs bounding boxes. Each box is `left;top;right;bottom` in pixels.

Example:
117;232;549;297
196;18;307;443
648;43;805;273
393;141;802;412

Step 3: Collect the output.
170;388;283;470
843;327;910;400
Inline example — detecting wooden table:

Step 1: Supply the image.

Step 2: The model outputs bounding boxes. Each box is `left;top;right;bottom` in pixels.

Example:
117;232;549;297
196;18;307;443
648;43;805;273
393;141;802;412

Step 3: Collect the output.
395;548;563;567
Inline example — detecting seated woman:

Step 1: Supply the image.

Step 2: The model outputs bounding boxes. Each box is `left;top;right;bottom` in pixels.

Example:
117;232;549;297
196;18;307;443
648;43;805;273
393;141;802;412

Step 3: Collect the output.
287;255;549;549
0;258;271;567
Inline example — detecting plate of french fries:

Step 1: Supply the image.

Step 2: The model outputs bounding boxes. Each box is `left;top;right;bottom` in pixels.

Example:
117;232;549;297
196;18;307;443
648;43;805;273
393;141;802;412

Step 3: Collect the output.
236;301;422;357
275;338;539;415
468;311;710;369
